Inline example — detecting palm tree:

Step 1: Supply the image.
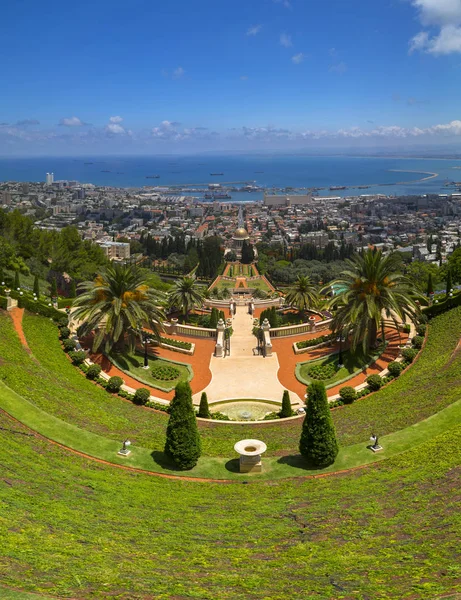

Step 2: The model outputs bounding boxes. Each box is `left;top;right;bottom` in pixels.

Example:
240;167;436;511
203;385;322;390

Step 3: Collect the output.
169;276;204;323
284;275;318;317
324;249;422;351
72;263;166;353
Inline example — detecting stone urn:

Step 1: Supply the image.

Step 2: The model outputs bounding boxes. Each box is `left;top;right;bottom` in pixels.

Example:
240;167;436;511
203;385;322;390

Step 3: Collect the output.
308;315;317;332
234;439;267;473
170;317;178;335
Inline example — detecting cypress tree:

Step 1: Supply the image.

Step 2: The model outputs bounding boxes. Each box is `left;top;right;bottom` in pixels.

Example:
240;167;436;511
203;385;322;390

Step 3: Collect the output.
299;381;339;467
426;273;433;297
446;269;452;296
33;274;40;297
50;277;57;298
280;390;292;418
209;307;219;329
164;382;201;470
198;392;211;419
70;280;76;298
14;270;20;289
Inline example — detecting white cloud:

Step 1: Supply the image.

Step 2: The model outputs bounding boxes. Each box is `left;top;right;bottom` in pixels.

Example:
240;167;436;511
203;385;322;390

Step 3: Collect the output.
58;116;85;127
246;24;262;36
409;0;461;55
240;75;249;80
173;66;185;79
411;0;461;26
109;115;123;124
280;32;292;47
291;53;305;64
329;61;348;74
105;123;126;135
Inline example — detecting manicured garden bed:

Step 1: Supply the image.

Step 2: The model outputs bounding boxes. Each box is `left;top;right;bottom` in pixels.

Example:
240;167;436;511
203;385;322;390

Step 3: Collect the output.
296;344;386;388
110;352;192;392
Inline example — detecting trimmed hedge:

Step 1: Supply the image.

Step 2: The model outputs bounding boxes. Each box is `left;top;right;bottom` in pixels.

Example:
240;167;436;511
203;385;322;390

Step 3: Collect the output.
423;292;461;318
152;365;180;381
133;387;151;405
160;336;192;350
402;348;418;363
62;338;77;352
412;335;424;349
86;364;102;380
68;350;86;365
366;374;383;391
297;333;335;350
17;296;63;321
339;386;357;404
387;361;403;377
107;376;123;393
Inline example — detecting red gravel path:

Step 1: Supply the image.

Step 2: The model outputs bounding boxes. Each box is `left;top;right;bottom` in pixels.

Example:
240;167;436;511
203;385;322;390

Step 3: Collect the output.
273;327;401;399
90;334;215;401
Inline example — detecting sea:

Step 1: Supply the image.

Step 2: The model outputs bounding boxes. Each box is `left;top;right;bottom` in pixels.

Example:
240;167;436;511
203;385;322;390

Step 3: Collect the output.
1;154;460;200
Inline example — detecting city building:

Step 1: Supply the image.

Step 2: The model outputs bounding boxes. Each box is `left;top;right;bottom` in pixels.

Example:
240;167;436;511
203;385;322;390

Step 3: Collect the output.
45;172;54;185
98;241;131;260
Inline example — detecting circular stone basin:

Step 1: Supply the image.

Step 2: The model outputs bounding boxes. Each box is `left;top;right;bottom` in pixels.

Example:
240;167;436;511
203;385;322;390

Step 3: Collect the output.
211;400;279;421
234;439;267;456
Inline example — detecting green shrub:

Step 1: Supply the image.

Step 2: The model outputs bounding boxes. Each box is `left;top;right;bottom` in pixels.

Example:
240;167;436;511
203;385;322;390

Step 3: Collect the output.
307;363;336;380
279;390;293;418
107;376;123;393
402;324;411;334
402;347;418;363
416;324;427;336
151;365;180;381
412;335;424;349
86;364;102;380
366;374;383;391
164;382;201;469
299;381;339;467
263;411;280;420
339;386;357;404
62;338;76;352
387;361;403;377
59;327;70;340
297;333;334;350
160;337;192;350
68;350;86;365
197;392;211;419
210;411;230;421
118;390;134;400
133;387;151;405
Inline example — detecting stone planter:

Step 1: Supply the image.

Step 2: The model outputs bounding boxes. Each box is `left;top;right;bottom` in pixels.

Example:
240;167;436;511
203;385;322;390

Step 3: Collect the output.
234;439;267;473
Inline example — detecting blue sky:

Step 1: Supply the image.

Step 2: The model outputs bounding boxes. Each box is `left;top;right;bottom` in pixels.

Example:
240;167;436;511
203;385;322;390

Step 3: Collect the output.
2;0;461;154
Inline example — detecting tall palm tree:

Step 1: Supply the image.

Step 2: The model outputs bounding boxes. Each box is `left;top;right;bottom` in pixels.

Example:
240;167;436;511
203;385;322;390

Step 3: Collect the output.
169;276;204;323
72;263;166;353
285;275;318;317
324;249;422;351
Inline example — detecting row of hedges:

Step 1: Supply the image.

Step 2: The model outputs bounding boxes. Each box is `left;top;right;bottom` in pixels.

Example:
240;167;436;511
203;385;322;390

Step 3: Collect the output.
18;295;64;321
334;338;423;407
297;333;335;350
160;336;192;350
423;292;461;318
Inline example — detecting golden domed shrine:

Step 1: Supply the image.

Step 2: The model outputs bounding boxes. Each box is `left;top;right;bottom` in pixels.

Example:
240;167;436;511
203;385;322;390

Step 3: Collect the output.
231;226;250;256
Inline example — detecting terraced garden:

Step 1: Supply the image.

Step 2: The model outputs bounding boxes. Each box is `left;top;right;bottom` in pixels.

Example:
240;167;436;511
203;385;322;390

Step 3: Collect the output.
0;306;460;597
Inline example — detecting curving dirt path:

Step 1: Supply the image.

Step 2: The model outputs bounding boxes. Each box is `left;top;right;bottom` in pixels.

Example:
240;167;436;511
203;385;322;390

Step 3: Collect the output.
9;308;31;353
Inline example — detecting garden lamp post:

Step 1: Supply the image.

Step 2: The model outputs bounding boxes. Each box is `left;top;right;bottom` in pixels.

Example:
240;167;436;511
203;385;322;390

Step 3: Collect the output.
118;439;131;456
141;330;151;369
369;433;383;452
337;332;344;368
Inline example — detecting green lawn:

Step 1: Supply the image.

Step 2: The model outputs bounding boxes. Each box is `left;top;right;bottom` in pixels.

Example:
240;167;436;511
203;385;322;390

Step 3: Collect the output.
110;352;192;392
0;408;459;598
296;344;384;388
